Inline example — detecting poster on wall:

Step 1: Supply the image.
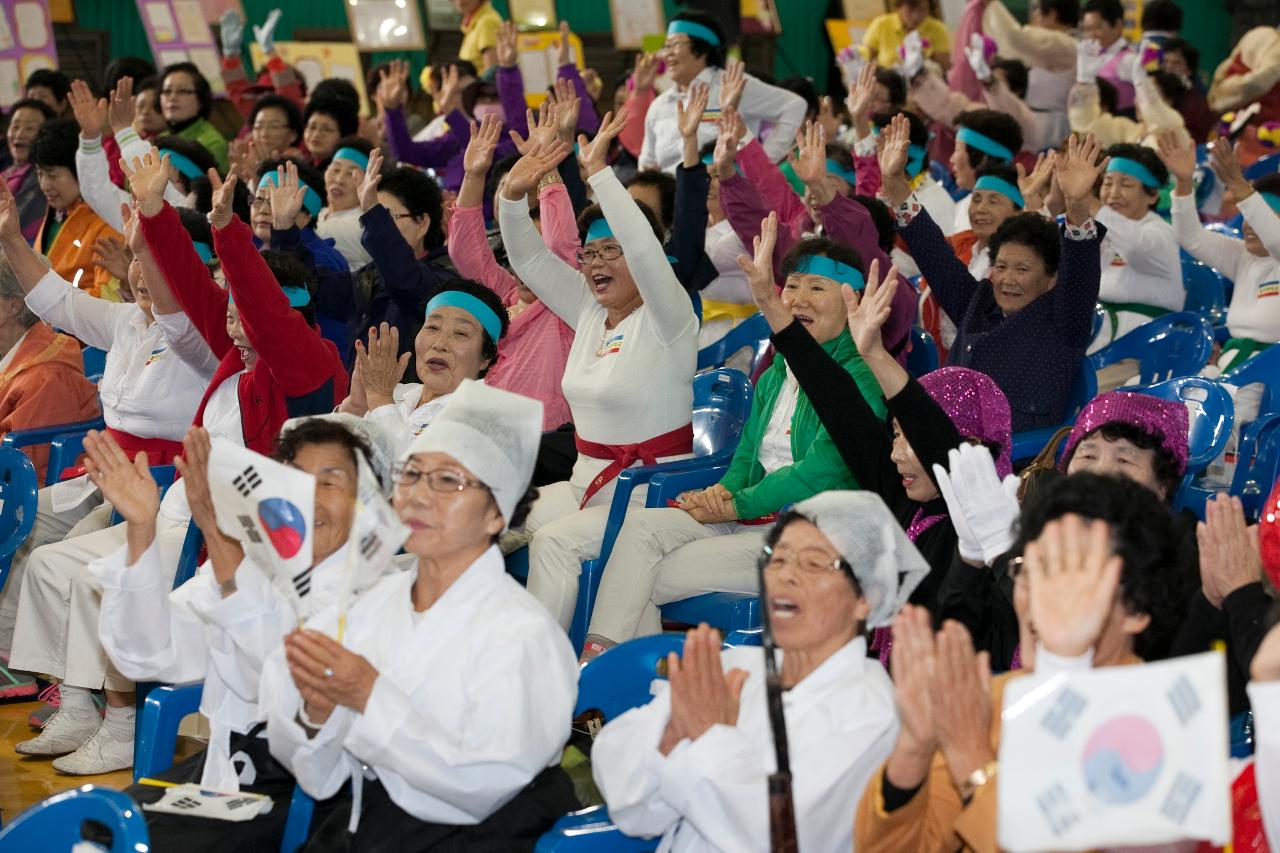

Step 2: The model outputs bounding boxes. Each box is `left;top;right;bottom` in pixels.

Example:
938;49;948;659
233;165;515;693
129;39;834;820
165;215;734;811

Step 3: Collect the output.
250;41;370;115
608;0;663;50
514;30;583;107
0;0;59;109
136;0;226;94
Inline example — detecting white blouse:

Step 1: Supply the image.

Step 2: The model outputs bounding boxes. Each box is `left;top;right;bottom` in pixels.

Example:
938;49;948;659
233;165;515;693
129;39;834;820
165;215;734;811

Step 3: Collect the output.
317;206;373;272
364;384;452;463
1097;207;1185;311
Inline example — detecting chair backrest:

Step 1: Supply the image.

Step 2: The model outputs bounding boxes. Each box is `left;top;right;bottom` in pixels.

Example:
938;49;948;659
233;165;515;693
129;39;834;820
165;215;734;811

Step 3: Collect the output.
1067;356;1099;423
1244;152;1280;181
1090;312;1215;386
0;447;39;593
1180;253;1228;326
1140;376;1235;475
691;369;754;459
906;326;939;378
173;523;206;589
1220;344;1280;418
0;785;149;851
696;313;772;375
1232;413;1280;520
575;633;685;722
82;346;107;383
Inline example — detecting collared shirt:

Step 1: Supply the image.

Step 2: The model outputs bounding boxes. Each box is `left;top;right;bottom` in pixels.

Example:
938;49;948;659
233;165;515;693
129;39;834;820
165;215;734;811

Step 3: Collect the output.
1096;207;1183;311
365;384;453;462
593;636;899;852
317;206;374;271
639;66;807;174
756;368;798;475
459;1;503;69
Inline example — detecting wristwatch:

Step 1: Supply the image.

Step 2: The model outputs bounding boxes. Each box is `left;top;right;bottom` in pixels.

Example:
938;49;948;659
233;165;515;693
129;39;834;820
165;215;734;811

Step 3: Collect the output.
957;760;998;801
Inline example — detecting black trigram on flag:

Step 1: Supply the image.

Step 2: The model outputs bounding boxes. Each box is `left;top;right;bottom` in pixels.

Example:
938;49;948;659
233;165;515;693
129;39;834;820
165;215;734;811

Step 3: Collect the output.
172;796;202;810
1035;782;1079;836
1040;686;1088;739
233;465;263;497
1160;772;1202;824
236;515;263;544
1167;675;1201;724
292;565;314;597
360;530;381;561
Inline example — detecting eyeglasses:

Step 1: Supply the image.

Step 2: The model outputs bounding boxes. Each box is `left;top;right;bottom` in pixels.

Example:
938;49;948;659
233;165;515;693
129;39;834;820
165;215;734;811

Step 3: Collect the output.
161;88;197;97
253;122;289;132
662;38;691;50
390;212;421;222
251;192;272;209
576;244;623;264
390;465;489;494
759;544;847;576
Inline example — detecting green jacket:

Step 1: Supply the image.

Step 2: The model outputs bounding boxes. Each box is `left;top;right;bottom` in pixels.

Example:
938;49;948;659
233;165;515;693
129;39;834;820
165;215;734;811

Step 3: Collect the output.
721;330;886;520
177;117;230;174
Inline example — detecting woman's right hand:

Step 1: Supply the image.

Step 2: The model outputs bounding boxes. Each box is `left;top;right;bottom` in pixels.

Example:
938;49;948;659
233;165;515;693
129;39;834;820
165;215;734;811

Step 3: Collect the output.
207;169;240;230
501;139;573;200
83;430;159;527
844;258;897;357
1155;129;1195;190
120;148;172;217
464;114;504;176
631;53;659;93
378;59;411;111
108;76;135;135
354;323;410;410
876;113;913;206
577;109;628;177
173;426;220;534
738;212;790;332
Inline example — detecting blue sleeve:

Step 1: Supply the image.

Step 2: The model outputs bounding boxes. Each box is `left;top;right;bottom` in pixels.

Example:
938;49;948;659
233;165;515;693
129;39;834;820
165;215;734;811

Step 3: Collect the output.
669;164;719;295
358;205;445;319
1053;222;1106;348
899;208;979;325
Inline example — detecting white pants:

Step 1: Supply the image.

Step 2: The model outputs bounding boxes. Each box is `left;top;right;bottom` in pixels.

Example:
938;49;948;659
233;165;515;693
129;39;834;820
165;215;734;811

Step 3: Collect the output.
525;481;614;630
1088;309;1158;355
0;487;108;650
9;515;189;692
587;507;764;643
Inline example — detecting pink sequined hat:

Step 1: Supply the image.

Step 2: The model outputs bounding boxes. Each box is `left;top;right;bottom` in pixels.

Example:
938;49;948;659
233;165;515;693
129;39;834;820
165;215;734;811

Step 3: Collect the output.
1060;391;1190;475
918;367;1013;478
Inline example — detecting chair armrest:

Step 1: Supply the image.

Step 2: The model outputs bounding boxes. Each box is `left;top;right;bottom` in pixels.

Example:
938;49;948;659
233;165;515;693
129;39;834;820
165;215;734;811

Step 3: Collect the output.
2;418;107;449
535;805;657;852
723;628;763;646
134;682;203;781
645;465;730;508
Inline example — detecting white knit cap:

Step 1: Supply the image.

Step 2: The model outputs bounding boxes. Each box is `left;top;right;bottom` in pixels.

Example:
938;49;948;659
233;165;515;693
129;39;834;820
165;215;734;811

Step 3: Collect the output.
790;491;930;628
400;379;544;529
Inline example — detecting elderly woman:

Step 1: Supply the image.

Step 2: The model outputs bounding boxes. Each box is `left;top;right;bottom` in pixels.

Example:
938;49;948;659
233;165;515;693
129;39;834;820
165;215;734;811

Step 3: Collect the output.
576;232;887;659
496;114;700;630
880;118;1107;432
316;136;374;270
341;279;509;460
262;380;579;849
4;98;54;243
593;490;925;851
1089;142;1184;348
88;418;378;850
158;62;228;172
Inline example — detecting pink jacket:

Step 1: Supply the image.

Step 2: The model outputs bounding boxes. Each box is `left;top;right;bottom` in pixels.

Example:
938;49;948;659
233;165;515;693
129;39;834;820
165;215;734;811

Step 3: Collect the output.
448;184;578;429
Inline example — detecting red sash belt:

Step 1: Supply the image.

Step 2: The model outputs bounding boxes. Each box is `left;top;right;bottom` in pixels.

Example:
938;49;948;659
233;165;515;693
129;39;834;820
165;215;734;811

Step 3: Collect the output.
574;423;693;508
59;428;186;480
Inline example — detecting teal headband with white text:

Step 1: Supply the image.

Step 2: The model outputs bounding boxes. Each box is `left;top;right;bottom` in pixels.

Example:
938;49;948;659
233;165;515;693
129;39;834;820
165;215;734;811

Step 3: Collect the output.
973;175;1024;208
1106;157;1161;189
794;255;865;290
425;290;504;344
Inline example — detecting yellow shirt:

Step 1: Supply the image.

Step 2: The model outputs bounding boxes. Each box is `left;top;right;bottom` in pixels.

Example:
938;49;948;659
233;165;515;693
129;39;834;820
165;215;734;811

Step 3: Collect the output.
862;13;952;67
459;2;503;71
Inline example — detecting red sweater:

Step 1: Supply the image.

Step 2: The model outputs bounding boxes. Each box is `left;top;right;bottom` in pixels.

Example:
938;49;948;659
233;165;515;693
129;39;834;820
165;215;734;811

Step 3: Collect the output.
139;205;348;455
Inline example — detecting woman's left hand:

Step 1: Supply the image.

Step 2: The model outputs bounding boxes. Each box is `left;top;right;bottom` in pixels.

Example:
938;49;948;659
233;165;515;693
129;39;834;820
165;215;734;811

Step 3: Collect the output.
662;624;747;751
679;484;736;524
354;323;410;411
577;109;628;177
928;620;995;789
284;629;380;715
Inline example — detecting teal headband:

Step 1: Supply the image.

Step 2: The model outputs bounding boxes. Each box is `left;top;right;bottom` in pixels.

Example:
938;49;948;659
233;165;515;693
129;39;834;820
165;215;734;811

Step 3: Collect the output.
257;172;324;216
193;241;214;263
826;158;857;186
332;147;370;171
793;255;865;290
1261;192;1280;214
957;126;1013;162
425;290;503;344
974;175;1024;208
1106;157;1161;189
160;149;202;180
585;217;614;244
227;285;311;308
667;20;722;47
870;126;928;177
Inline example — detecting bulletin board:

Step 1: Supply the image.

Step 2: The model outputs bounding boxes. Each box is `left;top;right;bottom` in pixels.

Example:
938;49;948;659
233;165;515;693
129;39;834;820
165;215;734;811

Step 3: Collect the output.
515;30;584;107
250;41;370;114
608;0;663;50
0;0;59;109
135;0;226;94
508;0;557;30
345;0;425;51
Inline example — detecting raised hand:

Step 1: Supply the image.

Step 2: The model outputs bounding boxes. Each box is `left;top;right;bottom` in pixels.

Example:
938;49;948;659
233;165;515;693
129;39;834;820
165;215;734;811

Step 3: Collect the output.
1076;38;1105;84
284;629;380;717
356;147;385;213
576;108;627;177
899;31;924;80
119;203;147;257
555;20;573;67
93;235;130;282
1155;129;1196;192
877;113;913;205
889;605;938;755
501;138;573;200
354;323;411;410
632;52;660;92
1057;132;1107;208
437;64;463;115
845;62;877;131
738;211;787;330
378;59;411;111
550;77;581;143
661;624;747;753
496;20;519;69
1209;137;1251;201
463;115;504;176
1196;493;1263;608
928;621;995;788
220;9;245;57
720;59;747;111
271;161;309;227
710;106;745;180
0;180;22;242
965;33;992;82
675;83;709;141
790;120;830;198
207;169;240;230
817;95;841;141
253;7;282;56
120;148;173;217
1016;149;1056;212
68;79;108;139
108;76;135;135
83;429;158;526
172;426;218;532
932;443;1021;564
511;101;559;154
1024;514;1123;658
843;258;898;357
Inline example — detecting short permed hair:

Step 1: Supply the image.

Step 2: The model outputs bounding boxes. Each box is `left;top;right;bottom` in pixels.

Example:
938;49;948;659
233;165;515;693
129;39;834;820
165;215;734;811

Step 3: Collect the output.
987;213;1061;275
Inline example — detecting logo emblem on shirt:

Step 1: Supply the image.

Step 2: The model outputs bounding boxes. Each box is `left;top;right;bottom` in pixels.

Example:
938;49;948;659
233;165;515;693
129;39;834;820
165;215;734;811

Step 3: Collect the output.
1259;281;1279;299
144;347;166;366
598;333;624;357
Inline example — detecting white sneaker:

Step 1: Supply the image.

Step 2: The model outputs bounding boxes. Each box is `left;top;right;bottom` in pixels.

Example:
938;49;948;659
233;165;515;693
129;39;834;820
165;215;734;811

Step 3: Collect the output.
14;707;98;756
51;720;133;775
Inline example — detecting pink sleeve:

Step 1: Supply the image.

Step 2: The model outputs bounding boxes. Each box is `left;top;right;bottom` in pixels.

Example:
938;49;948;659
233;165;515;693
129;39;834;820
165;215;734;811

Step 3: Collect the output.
620;88;655;159
448;204;517;302
947;0;986;102
538;182;581;267
855;153;882;198
737;137;807;231
911;73;973;130
983;82;1040;153
720;172;797;280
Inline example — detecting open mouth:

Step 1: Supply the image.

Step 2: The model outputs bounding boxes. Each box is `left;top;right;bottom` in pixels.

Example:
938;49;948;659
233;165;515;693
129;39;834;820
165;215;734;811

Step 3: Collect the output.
998;285;1023;301
236;346;253;362
590;273;613;293
792;312;813;326
425;357;449;372
769;597;801;620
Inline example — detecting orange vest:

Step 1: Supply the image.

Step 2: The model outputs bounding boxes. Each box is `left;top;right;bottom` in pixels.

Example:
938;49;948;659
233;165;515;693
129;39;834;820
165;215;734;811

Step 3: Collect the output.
35;200;123;300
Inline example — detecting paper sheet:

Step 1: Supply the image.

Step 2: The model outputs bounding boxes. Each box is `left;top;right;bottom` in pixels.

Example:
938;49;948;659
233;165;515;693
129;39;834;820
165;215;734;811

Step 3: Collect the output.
145;1;178;43
173;0;211;44
13;1;47;49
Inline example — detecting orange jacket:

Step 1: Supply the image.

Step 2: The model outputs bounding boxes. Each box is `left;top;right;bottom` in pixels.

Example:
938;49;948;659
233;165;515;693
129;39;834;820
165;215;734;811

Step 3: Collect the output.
0;323;100;485
35;200;122;300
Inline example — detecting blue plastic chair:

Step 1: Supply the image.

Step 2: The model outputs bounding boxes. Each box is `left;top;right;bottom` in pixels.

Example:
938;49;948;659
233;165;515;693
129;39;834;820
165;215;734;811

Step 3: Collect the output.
109;466;177;525
2;416;107;483
906;326;939;378
1140;377;1234;513
82;346;108;383
1220;343;1280;418
1228;412;1280;521
1089;311;1215;387
1180;253;1229;327
0;785;149;850
0;447;39;596
553;370;754;653
696;313;772;375
1010;357;1098;464
1244;152;1280;181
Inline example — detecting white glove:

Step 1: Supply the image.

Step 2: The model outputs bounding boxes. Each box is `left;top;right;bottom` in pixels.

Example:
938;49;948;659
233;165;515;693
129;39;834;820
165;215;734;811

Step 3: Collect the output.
965;33;992;83
1076;38;1105;84
254;8;282;56
932;443;1022;564
1115;41;1144;84
899;31;924;81
220;9;244;57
